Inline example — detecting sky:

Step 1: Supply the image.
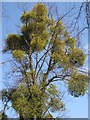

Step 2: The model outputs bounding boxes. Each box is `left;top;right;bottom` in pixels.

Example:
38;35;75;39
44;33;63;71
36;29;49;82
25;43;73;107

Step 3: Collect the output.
1;2;88;118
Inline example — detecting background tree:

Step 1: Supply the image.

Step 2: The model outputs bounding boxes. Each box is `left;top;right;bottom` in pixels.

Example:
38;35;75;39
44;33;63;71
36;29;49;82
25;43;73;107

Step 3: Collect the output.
1;3;88;119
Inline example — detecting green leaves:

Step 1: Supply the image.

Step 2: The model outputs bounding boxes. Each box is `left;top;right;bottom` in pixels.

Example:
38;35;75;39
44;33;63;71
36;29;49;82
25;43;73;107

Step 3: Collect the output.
49;97;65;112
21;11;31;24
11;83;65;118
51;39;86;69
68;73;88;97
69;48;86;67
21;4;48;24
6;34;21;50
32;4;48;22
46;84;65;113
65;37;76;48
5;3;49;54
1;112;8;120
12;84;44;118
4;3;86;69
47;84;58;96
12;50;25;61
5;34;30;52
30;33;48;52
44;113;53;118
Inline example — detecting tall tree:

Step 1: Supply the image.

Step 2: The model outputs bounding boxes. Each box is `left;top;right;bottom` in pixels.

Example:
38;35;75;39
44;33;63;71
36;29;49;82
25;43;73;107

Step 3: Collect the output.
2;3;88;118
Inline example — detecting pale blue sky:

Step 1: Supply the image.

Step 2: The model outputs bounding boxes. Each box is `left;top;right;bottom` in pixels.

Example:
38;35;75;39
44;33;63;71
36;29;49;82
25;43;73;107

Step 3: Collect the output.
2;2;88;118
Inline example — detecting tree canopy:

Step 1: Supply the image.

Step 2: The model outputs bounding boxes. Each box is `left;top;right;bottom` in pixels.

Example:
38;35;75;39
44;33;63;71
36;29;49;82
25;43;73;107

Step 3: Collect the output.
2;3;88;119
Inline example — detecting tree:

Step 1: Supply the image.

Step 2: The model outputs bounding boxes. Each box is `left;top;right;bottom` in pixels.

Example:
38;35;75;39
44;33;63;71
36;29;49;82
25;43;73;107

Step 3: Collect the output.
2;3;88;119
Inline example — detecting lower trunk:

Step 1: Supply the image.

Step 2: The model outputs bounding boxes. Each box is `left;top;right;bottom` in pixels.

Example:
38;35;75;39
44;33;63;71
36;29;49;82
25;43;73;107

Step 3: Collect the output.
19;114;24;120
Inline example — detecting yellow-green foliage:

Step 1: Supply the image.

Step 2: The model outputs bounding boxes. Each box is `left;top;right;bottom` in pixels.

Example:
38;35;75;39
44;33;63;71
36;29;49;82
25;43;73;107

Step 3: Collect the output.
32;4;48;22
6;34;21;50
68;73;88;97
5;3;86;70
47;84;65;112
65;37;76;48
69;48;86;67
6;34;29;52
12;83;64;118
21;11;31;23
12;84;44;118
12;50;25;61
21;4;48;24
49;21;64;35
5;3;49;53
49;97;65;112
30;33;48;52
52;39;86;69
